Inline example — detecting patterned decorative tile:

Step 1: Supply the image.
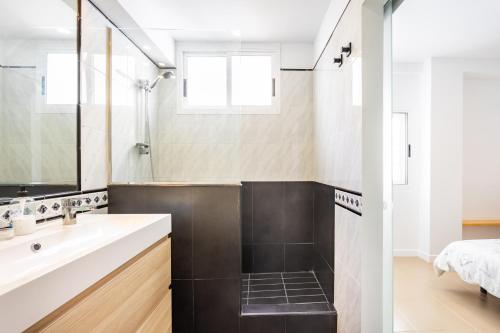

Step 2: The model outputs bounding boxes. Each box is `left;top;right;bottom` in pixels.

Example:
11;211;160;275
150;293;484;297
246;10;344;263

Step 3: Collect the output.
334;189;362;215
0;190;108;224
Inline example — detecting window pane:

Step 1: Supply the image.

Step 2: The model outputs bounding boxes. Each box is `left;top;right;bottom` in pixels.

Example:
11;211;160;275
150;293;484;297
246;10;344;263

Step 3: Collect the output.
186;56;227;107
47;53;77;105
231;55;272;106
392;113;408;185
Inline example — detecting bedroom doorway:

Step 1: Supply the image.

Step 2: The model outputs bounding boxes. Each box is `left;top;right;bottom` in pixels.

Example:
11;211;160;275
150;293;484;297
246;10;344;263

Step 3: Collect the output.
388;0;500;331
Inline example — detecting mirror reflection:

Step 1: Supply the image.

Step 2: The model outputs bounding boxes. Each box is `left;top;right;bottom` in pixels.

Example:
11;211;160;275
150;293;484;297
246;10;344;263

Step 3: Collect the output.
0;0;79;198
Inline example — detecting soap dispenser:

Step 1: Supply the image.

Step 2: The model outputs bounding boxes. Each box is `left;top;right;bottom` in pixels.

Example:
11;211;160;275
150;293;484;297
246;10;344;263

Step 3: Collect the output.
10;187;36;236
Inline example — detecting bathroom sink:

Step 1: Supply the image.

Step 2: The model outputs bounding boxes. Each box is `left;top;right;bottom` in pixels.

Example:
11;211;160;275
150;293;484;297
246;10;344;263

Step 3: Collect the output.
0;213;171;332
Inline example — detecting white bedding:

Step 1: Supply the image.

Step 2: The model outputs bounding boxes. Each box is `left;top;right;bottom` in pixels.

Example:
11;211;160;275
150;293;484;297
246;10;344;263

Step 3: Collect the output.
433;239;500;297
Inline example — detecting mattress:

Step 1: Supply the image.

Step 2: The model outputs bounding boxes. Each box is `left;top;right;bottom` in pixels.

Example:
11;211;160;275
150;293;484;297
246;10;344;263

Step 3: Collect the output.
434;239;500;297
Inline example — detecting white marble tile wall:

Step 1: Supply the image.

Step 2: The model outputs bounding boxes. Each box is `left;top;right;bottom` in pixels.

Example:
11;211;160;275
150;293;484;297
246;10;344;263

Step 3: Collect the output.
312;0;362;332
312;3;362;193
154;70;313;182
79;0;110;191
110;29;159;184
334;207;361;333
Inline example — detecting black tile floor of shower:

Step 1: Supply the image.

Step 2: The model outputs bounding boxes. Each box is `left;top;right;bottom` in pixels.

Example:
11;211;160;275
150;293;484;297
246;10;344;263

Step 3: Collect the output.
241;271;335;315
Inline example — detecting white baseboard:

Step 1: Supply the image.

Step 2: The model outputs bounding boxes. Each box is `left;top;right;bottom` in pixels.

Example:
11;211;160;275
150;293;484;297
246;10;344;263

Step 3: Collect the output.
417;251;438;263
393;249;418;257
393;250;438;263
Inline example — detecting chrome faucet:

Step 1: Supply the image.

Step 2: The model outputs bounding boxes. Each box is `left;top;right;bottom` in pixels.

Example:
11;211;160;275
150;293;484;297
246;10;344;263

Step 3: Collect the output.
61;198;95;225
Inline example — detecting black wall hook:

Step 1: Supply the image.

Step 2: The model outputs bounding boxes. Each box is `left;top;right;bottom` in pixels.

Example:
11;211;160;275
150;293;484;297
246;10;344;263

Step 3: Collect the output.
341;42;352;57
333;54;343;67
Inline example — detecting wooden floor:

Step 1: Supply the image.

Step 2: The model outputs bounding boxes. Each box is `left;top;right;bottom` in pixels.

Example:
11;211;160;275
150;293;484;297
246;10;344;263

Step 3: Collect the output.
394;257;500;333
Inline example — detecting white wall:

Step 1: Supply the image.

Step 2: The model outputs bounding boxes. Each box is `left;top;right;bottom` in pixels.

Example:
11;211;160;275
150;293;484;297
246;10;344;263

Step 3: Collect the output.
392;63;424;256
428;59;500;256
463;75;500;219
313;0;351;65
280;43;313;69
393;59;500;260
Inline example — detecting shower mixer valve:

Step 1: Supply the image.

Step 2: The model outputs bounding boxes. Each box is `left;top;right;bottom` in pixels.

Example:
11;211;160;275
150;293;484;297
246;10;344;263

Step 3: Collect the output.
136;142;150;155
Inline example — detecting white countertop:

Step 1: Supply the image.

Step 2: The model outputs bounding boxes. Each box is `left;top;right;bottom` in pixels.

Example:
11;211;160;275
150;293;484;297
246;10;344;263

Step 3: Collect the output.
0;213;171;332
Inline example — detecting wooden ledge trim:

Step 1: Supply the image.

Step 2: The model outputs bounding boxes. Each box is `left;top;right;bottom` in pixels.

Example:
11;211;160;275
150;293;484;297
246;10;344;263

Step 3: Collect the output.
463;220;500;227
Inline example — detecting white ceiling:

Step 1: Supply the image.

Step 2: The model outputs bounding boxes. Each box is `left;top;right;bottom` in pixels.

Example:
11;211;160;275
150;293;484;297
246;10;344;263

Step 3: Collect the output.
393;0;500;62
0;0;76;39
117;0;331;42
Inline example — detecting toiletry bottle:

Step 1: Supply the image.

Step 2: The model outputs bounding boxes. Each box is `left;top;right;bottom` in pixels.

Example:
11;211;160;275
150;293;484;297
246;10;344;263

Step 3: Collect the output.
10;189;36;236
0;211;14;241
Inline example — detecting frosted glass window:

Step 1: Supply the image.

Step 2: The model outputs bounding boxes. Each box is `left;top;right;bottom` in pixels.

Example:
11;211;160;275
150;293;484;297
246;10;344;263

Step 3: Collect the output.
392;113;408;185
186;56;227;107
46;53;77;105
231;55;272;106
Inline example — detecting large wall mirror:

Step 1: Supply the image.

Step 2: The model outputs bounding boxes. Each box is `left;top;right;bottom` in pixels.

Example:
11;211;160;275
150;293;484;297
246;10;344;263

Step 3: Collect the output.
0;0;79;200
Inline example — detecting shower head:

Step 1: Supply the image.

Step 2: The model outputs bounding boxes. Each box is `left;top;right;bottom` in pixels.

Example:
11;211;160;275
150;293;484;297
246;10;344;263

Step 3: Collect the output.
149;70;175;90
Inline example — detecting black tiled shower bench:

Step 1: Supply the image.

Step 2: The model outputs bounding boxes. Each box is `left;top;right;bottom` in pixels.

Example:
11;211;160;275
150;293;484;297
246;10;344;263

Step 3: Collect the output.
240;182;338;332
241;271;334;315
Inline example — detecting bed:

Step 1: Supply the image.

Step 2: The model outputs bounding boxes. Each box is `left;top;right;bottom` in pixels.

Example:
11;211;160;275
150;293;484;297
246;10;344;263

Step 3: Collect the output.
433;239;500;298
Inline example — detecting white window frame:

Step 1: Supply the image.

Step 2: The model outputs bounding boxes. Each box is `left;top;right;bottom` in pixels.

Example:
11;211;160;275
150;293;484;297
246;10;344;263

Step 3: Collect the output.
177;44;280;115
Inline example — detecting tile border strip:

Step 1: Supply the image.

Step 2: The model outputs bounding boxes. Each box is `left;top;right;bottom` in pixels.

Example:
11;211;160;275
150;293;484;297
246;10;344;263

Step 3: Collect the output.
0;189;108;226
334;189;362;216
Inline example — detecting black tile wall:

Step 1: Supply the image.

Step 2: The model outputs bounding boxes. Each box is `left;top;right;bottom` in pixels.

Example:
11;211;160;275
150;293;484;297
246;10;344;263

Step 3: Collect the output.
312;182;336;304
240;314;335;333
108;185;193;279
314;253;335;305
242;182;314;274
253;243;284;272
242;244;253;273
240;316;286;333
241;182;253;244
284;243;313;272
194;278;240;333
107;184;241;333
172;279;194;333
284;182;314;243
109;182;337;333
252;182;285;243
192;187;240;279
286;314;336;333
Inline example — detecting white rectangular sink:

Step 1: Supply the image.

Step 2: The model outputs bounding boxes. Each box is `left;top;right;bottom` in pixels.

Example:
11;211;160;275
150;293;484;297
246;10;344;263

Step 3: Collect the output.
0;213;171;332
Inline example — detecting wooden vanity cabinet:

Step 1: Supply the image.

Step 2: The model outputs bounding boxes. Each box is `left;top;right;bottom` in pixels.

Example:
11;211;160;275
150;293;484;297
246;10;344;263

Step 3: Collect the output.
26;237;172;333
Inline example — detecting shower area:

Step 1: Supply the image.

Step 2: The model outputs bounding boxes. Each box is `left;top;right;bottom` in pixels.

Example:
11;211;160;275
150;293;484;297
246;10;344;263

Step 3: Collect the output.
107;23;338;333
109;28;167;184
109;49;337;330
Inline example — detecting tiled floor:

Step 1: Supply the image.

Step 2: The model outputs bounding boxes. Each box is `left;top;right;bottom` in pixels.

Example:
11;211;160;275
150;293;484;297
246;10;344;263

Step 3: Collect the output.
241;271;334;315
394;257;500;333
